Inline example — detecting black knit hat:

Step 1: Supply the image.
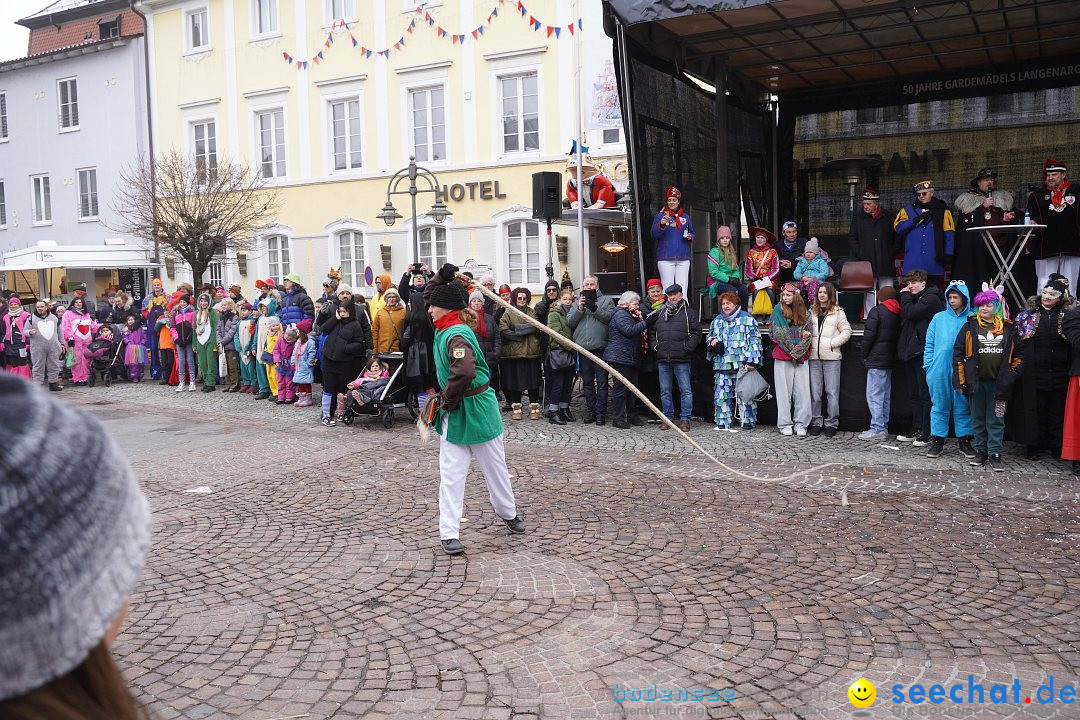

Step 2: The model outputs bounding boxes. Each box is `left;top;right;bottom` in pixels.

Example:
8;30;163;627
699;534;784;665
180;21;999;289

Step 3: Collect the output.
429;282;468;310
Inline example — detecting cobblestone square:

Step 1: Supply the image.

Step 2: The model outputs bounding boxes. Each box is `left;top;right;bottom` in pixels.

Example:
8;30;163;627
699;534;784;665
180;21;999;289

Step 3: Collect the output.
66;383;1078;719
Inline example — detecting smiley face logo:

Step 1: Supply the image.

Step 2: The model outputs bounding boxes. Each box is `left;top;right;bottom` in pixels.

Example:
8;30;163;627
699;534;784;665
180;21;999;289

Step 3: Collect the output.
848;678;876;708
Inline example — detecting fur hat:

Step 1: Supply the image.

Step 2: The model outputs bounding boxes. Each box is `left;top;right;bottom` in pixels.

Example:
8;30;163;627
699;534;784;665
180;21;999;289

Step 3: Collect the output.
1044;273;1070;297
0;375;151;700
512;287;532;304
382;287;400;300
336;284;354;297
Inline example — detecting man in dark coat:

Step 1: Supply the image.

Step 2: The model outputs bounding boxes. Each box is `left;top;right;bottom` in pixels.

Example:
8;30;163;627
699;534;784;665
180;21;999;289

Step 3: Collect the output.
1027;158;1080;294
651;284;701;431
775;221;807;286
1011;274;1073;460
895;269;943;446
848;189;896;316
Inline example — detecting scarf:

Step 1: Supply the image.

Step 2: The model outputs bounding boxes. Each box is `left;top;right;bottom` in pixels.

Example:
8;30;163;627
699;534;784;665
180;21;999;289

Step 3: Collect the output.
1050;179;1073;210
662;299;682;320
474;311;487;338
623;305;648;355
433;310;464;332
912;196;949;264
770;305;812;362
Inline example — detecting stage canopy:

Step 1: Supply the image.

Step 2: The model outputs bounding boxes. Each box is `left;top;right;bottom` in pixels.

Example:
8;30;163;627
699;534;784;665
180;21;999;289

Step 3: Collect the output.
603;0;1080;292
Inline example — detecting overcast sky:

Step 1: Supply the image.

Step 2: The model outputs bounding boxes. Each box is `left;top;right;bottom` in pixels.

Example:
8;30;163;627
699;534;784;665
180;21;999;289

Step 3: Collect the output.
0;0;52;62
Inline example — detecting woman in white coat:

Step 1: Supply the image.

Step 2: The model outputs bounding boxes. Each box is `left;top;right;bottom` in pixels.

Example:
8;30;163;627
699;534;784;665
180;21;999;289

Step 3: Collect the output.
808;282;852;436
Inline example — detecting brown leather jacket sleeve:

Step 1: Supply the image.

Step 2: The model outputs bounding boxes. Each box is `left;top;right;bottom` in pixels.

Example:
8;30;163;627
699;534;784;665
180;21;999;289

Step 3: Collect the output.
442;335;477;411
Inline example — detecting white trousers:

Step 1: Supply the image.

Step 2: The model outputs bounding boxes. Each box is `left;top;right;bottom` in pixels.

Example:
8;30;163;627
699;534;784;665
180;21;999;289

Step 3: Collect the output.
439;431;518;540
774;359;811;431
1036;257;1080;294
657;260;690;293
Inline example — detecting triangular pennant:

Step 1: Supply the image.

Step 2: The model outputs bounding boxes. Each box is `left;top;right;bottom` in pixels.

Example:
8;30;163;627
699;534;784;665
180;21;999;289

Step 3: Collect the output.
437;27;445;37
282;51;291;62
407;24;414;33
451;34;458;44
425;11;431;21
578;18;583;29
459;34;466;43
302;61;308;69
553;26;560;38
318;50;324;58
533;19;541;30
394;42;401;50
351;35;358;46
312;55;320;64
472;29;479;38
381;49;389;57
567;22;574;35
517;0;524;11
478;25;485;34
546;25;554;37
492;6;498;16
529;15;536;25
410;19;416;27
325;39;331;49
365;49;372;58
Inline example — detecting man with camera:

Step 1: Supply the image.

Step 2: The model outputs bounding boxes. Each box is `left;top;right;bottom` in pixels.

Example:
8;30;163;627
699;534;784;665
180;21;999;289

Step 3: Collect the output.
567;275;615;424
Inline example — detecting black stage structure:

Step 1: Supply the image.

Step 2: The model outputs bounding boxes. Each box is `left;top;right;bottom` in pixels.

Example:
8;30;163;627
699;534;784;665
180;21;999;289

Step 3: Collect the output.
602;0;1080;431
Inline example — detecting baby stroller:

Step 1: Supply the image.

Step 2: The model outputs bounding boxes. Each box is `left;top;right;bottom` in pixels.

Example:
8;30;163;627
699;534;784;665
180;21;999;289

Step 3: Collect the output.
86;339;124;387
340;352;419;429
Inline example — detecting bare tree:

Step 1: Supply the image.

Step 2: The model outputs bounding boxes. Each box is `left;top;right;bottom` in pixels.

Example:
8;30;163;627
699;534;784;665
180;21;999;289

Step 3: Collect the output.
111;149;280;286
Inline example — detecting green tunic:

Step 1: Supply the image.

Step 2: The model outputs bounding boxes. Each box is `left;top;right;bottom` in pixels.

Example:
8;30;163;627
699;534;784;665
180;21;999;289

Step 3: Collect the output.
434;322;503;444
193;307;219;386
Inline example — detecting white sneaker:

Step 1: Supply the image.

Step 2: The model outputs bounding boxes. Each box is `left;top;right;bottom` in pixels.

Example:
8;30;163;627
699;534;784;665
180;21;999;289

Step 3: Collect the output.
188;383;198;392
859;430;887;441
896;434;917;443
795;426;807;437
780;426;793;436
175;383;185;392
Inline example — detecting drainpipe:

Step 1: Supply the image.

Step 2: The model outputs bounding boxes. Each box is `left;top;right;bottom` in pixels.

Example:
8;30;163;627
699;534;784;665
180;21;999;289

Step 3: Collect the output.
130;0;158;270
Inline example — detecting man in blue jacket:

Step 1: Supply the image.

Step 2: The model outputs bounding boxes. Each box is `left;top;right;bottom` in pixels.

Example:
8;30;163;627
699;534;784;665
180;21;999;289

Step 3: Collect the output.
895;180;956;287
923;280;976;459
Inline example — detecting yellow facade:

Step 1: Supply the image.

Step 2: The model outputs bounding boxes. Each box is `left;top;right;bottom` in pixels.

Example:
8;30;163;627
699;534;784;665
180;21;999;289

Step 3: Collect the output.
142;0;625;294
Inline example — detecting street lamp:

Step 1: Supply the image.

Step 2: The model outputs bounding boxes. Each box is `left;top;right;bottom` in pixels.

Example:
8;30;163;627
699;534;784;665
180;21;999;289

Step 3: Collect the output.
379;156;452;263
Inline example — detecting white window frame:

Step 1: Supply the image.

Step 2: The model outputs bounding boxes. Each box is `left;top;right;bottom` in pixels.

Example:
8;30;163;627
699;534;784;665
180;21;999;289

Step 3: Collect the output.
337;229;366;289
416;223;449;271
325;218;371;291
185;7;211;54
326;0;356;24
408;84;447;165
500;216;542;288
189;118;218;184
57;77;79;132
255;107;287;179
485;51;545;160
0;179;7;229
263;232;292;285
77;167;99;221
327;94;363;173
0;92;8;142
208;253;225;288
497;71;539;155
30;174;52;226
251;0;279;39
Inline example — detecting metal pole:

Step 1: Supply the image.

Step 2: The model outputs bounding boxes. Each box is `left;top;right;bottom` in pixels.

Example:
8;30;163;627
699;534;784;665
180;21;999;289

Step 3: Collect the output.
770;97;779;236
409;158;419;262
616;21;647;292
573;0;587;279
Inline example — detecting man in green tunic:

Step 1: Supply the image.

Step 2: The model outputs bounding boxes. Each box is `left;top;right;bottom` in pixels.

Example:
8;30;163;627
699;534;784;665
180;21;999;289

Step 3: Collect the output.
427;278;525;555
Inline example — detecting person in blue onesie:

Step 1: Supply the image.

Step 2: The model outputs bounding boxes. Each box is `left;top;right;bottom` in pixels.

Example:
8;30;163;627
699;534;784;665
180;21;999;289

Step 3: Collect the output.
923;279;976;459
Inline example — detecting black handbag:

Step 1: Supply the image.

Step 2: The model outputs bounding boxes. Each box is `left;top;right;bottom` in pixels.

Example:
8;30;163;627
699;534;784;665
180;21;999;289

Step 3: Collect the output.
260;350;275;364
547;345;576;370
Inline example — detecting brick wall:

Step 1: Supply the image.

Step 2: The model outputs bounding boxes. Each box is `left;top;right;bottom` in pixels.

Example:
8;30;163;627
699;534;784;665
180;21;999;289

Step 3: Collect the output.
27;9;144;56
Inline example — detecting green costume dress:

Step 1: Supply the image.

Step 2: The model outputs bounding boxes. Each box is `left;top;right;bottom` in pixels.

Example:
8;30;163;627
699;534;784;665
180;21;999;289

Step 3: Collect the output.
434;322;503;444
193;297;220;388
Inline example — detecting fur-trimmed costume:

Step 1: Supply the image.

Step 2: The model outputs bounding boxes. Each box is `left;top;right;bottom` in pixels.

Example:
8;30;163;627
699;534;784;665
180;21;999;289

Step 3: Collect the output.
26;310;63;384
954;186;1023;305
1011;292;1074;454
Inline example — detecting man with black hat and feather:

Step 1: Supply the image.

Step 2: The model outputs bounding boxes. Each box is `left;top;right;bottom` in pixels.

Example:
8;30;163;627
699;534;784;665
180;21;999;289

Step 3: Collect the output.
425;266;525;555
953;167;1019;303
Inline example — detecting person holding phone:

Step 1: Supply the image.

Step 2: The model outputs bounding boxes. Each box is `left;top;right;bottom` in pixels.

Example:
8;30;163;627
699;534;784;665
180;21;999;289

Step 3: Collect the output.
651;186;694;292
568;276;616;424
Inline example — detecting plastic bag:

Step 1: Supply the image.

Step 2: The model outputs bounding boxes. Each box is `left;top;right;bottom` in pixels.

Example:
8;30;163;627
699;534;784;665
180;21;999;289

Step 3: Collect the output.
735;367;772;404
65;347;77;367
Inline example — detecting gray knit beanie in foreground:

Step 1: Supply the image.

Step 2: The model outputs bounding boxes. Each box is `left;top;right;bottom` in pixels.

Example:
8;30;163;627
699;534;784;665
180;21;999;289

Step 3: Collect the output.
0;374;152;700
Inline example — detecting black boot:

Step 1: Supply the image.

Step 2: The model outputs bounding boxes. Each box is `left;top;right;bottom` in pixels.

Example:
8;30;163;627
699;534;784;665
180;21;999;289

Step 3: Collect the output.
49;382;62;392
558;408;575;422
547;409;566;425
583;411;596;424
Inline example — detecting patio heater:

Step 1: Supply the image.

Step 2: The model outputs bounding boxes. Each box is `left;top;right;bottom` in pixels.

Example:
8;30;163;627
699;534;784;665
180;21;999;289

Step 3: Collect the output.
824;156;881;214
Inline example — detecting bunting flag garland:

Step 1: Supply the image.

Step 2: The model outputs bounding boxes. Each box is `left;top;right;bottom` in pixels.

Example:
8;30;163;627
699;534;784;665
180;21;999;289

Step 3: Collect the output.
280;2;582;68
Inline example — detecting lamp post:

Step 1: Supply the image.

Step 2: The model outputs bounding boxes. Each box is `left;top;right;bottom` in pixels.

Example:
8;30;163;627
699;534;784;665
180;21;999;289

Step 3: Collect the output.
377;156;451;265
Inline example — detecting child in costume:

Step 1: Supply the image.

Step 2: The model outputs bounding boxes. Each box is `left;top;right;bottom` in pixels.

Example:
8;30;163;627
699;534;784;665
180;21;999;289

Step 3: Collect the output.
953;284;1022;470
26;300;64;390
292;318;316;407
192;292;219;392
121;315;148;382
262;316;283;399
923;280;976;459
169;294;196;391
235;302;258;392
141;277;169;378
254;295;280;399
273;324;298;404
745;227;780;319
707;291;764;430
83;326;115;383
342;356;390;408
792;238;831;302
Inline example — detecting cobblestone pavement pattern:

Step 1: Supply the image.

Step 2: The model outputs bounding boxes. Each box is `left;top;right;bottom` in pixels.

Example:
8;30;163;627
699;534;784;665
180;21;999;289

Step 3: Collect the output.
63;382;1078;719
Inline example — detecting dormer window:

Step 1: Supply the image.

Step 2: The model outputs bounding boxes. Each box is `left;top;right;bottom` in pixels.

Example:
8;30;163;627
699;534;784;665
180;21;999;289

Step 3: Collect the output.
98;16;120;39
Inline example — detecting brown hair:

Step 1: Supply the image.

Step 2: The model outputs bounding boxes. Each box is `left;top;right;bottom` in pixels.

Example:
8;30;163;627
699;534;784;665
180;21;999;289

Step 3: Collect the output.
811;281;838;316
459;307;479;331
877;285;897;302
718;291;741;308
0;641;146;720
902;269;927;284
781;287;807;326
